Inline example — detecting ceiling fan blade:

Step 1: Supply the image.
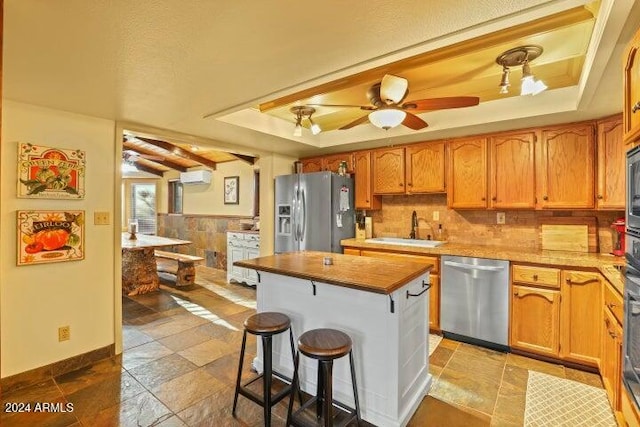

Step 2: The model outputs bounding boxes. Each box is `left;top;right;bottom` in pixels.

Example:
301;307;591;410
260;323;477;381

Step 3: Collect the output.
402;112;429;130
402;96;480;111
380;74;409;104
339;114;371;130
306;103;375;111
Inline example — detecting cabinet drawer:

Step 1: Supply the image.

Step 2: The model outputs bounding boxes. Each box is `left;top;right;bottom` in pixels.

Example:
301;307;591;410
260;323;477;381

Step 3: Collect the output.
604;281;623;325
512;265;560;288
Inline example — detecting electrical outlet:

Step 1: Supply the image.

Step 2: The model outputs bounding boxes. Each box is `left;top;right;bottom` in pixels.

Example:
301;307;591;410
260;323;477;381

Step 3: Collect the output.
432;211;439;221
94;211;110;225
497;212;506;225
58;326;70;342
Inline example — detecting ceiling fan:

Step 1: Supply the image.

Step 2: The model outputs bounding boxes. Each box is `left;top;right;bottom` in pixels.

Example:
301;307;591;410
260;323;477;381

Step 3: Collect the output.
309;74;480;130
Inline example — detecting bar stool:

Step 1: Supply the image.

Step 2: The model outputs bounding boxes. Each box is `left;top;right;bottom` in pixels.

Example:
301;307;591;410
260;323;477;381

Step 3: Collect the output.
286;328;361;427
232;312;296;427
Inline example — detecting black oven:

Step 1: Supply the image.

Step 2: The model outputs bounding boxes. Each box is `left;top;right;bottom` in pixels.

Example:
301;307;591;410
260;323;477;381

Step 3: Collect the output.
627;146;640;232
624;231;640;408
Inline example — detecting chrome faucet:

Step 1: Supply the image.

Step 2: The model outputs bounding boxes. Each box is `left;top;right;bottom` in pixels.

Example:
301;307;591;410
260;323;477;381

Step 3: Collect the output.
409;210;418;239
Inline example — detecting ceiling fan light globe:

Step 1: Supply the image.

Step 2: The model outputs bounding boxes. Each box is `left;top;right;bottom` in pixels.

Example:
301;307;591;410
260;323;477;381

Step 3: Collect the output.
369;109;406;130
293;123;302;137
380;74;409;104
310;123;322;135
121;162;138;173
499;85;509;94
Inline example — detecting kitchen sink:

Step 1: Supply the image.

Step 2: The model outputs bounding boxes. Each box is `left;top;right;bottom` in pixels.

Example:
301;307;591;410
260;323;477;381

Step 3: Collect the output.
364;237;446;247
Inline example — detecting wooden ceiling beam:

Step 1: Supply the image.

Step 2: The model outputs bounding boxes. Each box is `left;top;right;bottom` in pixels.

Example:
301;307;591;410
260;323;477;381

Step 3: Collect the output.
229;153;257;165
123;141;189;172
132;162;165;177
136;137;217;170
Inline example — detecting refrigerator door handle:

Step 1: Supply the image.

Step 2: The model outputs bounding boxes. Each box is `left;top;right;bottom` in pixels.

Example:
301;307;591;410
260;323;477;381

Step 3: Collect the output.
293;189;300;241
300;188;307;241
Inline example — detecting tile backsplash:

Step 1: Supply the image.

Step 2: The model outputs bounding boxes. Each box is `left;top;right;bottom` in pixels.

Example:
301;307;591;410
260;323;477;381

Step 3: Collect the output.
369;194;624;254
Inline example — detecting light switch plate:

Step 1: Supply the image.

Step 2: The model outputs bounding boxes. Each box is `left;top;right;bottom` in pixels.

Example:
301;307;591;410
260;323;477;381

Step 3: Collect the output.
94;211;110;225
497;212;506;224
433;211;439;221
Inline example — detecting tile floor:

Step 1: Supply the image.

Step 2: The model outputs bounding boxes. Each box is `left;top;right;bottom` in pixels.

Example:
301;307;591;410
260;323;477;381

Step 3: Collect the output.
1;265;607;426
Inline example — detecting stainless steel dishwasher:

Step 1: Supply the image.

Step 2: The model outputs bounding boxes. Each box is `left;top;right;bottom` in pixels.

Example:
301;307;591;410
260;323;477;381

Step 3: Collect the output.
441;255;510;348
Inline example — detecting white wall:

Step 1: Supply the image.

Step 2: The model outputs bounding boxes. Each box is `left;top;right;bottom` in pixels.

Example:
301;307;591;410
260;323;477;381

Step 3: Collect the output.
159;161;257;216
1;101;116;377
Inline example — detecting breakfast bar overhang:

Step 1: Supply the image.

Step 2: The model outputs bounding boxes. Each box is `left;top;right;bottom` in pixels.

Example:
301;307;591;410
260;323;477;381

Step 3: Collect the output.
235;251;434;427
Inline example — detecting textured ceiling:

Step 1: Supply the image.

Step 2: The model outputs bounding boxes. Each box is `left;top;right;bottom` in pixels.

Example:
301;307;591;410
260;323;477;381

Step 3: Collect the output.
4;1;640;158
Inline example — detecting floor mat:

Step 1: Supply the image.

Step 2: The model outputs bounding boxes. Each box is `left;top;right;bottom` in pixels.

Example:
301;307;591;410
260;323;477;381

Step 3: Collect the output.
429;334;443;356
524;371;616;427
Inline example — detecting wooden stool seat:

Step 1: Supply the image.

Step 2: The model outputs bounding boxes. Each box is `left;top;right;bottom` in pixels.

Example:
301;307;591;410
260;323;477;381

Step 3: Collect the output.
287;328;361;427
244;312;291;335
298;328;352;360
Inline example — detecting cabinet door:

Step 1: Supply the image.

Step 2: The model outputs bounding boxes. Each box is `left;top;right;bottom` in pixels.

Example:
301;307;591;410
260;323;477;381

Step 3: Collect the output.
244;247;260;285
429;274;440;331
373;148;405;194
301;157;323;173
538;124;595;209
511;285;560;357
406;141;446;193
597;115;625;210
624;30;640;143
602;307;622;411
447;137;487;208
228;245;246;282
353;151;381;210
560;270;601;366
489;131;536;209
323;153;354;174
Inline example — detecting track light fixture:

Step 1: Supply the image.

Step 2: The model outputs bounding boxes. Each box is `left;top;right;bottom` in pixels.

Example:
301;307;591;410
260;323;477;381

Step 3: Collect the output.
496;45;547;96
289;106;321;136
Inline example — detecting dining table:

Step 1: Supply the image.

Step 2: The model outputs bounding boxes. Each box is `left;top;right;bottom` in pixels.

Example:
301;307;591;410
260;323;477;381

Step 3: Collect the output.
121;232;191;296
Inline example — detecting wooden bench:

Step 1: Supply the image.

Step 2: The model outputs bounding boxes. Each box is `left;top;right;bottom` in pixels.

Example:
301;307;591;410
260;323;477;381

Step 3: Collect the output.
155;250;204;287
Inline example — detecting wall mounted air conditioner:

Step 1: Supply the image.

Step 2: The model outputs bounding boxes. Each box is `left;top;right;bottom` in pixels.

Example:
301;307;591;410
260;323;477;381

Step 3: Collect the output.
179;170;212;184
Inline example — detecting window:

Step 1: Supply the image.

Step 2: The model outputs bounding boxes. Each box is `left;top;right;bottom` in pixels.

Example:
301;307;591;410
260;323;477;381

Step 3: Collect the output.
168;179;183;214
128;182;157;234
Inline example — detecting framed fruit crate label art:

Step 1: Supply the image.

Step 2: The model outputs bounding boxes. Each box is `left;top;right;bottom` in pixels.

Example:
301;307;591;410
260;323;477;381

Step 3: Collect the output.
17;210;85;266
17;142;86;199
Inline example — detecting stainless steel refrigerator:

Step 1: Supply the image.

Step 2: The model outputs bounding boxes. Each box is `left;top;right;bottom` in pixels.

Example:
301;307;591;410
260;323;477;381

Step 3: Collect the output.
275;171;355;253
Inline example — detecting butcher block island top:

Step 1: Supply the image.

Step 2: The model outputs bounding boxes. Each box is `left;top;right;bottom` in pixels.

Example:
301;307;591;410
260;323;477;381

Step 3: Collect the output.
234;250;433;294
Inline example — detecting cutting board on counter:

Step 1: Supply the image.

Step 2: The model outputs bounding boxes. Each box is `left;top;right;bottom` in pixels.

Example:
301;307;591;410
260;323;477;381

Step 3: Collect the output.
538;217;598;253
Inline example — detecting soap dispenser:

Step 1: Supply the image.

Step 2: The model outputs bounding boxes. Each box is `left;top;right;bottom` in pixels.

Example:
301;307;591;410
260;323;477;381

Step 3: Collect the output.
435;224;448;241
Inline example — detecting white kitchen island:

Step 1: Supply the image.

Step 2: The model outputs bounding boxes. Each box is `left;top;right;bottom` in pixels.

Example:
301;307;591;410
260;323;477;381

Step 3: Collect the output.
234;251;433;427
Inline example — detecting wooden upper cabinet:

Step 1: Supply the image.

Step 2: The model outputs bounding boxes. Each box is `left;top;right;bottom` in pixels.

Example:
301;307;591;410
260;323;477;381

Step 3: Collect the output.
353;151;381;210
489;131;536;209
406;141;446;194
597;115;625;210
624;28;640;144
301;157;323;173
323;153;354;174
537;124;595;209
373;147;405;194
447;137;487;209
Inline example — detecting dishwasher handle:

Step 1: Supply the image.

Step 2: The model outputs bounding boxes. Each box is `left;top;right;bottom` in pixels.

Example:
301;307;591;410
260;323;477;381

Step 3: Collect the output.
443;260;506;272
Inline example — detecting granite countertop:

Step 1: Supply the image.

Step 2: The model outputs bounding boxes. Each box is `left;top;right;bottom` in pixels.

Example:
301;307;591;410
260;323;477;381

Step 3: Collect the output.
234;250;432;295
341;238;626;294
227;229;260;234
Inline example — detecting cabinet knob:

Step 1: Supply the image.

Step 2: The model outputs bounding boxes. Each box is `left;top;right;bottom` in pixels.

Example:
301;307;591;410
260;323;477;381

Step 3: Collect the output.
607;302;618;308
513;291;519;296
366;199;369;203
597;195;603;199
633;101;640;113
399;183;403;186
408;183;413;187
543;196;549;201
481;197;486;201
492;196;497;201
533;274;538;280
609;331;618;339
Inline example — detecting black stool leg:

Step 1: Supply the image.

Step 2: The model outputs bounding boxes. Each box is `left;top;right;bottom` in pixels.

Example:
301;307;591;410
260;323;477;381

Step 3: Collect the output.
262;335;273;427
289;327;304;405
286;351;300;426
321;360;333;427
349;350;361;425
316;359;324;419
232;330;248;416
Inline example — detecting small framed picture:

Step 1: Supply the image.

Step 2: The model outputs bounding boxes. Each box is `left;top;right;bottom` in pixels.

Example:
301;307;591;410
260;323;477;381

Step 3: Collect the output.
224;176;239;204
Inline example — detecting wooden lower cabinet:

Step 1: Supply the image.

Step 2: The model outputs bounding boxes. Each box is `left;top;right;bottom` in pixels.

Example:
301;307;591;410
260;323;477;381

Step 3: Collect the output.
511;284;561;357
601;305;622;412
560;270;601;366
347;248;440;331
